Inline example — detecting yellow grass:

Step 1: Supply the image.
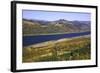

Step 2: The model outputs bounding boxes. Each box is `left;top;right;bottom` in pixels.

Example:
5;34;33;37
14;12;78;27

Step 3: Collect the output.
23;36;91;63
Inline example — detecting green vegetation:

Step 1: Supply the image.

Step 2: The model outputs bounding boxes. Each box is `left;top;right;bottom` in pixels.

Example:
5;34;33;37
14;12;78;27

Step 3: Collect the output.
22;37;91;63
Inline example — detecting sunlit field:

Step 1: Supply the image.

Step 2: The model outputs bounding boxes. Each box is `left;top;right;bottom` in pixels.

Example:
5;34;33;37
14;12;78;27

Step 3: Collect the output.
23;36;91;63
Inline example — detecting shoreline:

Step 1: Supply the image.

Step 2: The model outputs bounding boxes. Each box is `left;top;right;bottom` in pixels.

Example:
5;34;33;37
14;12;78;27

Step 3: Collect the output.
23;35;90;48
23;31;90;36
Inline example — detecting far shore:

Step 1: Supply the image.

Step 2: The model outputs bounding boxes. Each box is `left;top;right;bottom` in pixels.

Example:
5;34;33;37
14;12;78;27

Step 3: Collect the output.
23;31;90;36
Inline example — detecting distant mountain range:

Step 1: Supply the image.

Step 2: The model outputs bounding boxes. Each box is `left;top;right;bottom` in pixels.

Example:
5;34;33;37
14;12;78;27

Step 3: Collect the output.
23;19;90;35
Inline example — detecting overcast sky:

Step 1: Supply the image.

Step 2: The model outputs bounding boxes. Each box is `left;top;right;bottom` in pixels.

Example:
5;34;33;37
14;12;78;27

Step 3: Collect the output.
23;10;91;21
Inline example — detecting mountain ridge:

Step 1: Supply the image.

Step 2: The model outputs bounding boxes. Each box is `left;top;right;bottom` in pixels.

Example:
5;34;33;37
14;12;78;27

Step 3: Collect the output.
23;19;90;35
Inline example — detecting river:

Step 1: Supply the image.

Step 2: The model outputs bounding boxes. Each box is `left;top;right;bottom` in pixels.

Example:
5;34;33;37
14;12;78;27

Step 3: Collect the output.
23;31;90;46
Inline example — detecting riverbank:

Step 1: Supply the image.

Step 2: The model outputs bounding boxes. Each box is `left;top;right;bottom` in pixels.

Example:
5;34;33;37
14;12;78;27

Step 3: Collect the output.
23;35;91;63
24;35;90;48
23;31;90;46
23;31;90;36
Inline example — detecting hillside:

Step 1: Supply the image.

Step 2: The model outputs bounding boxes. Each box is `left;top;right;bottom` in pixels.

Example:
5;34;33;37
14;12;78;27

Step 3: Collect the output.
23;36;91;62
23;19;90;36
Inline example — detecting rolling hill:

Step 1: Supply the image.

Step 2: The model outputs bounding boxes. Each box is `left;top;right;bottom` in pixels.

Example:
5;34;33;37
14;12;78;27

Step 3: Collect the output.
23;19;90;35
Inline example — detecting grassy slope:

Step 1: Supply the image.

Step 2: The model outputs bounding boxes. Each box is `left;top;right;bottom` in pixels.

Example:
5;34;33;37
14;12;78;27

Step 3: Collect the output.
23;36;91;63
23;20;90;36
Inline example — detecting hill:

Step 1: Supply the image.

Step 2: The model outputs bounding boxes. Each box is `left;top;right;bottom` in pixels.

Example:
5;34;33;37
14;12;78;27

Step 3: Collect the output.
23;19;90;36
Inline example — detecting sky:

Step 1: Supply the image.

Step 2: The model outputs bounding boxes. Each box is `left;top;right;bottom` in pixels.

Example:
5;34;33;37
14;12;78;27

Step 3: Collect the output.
22;10;91;21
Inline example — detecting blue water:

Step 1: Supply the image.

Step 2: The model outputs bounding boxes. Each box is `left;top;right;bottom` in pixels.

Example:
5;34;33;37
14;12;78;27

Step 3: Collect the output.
23;32;90;46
